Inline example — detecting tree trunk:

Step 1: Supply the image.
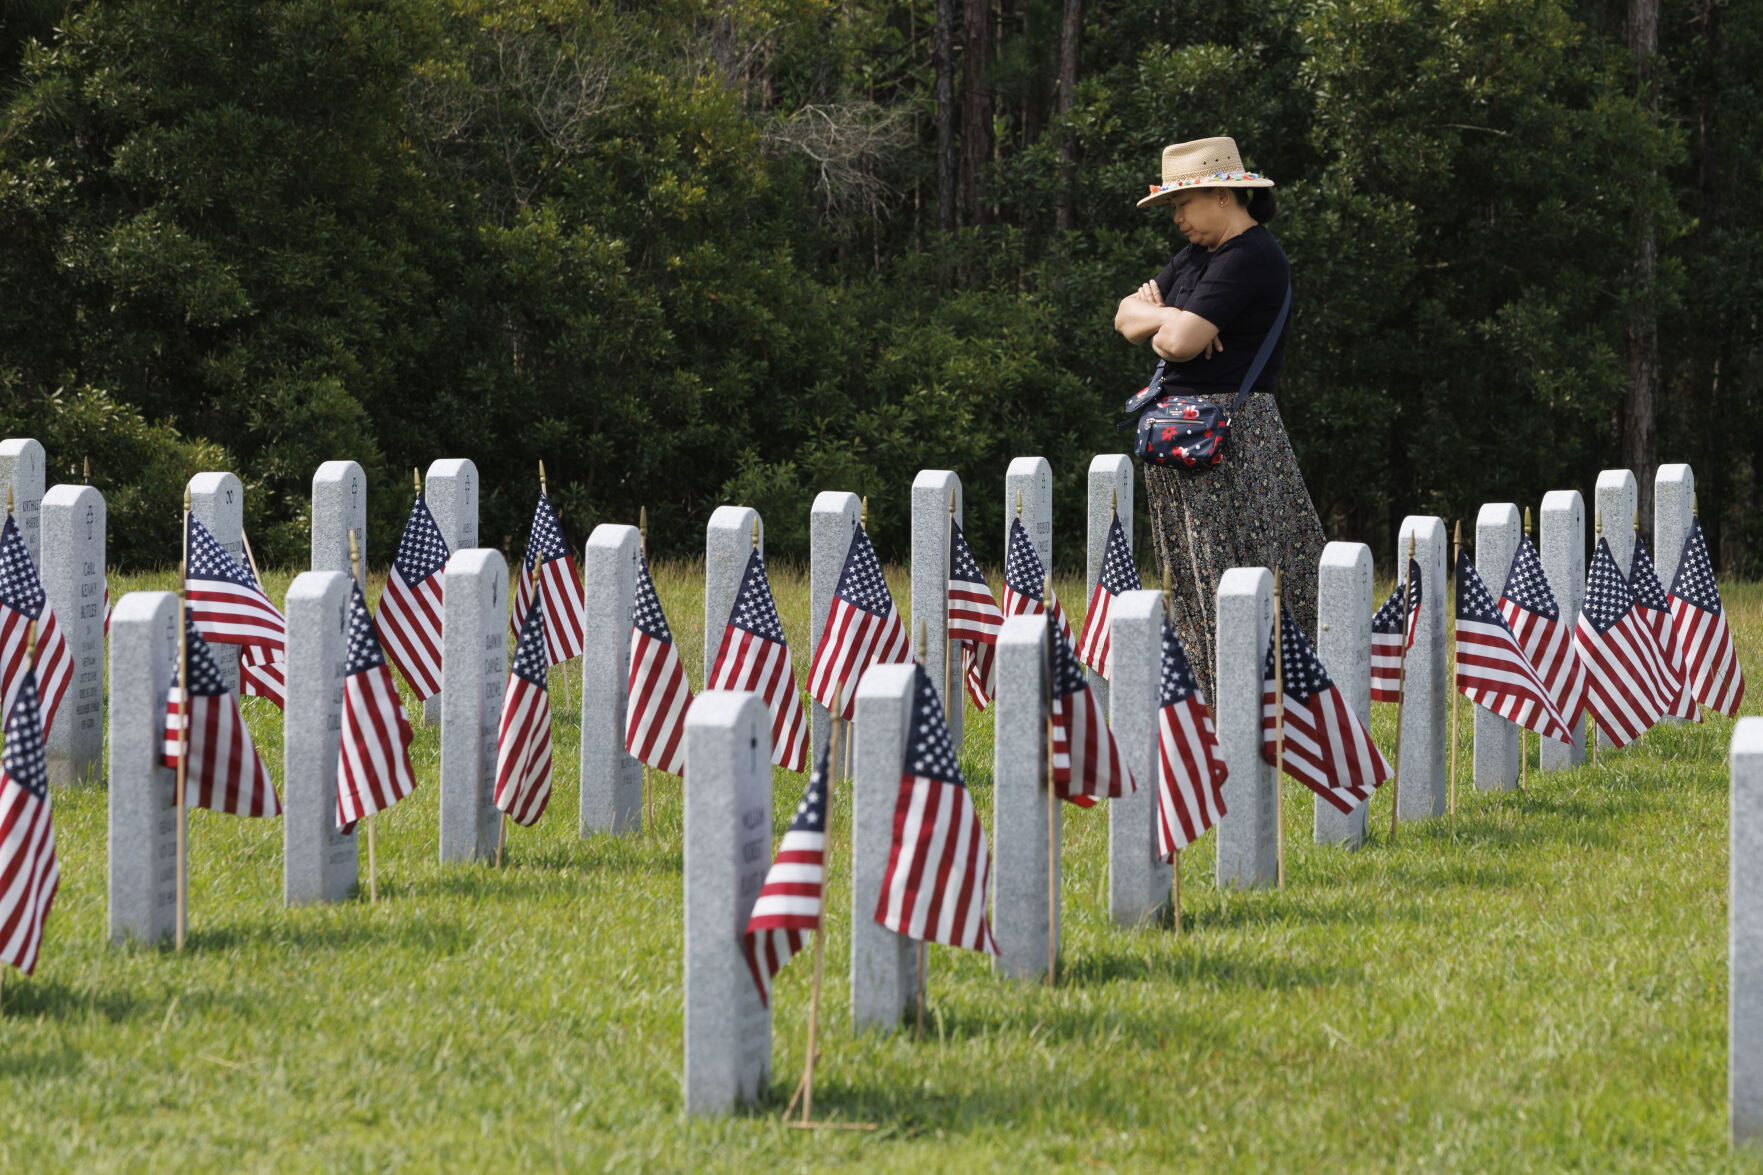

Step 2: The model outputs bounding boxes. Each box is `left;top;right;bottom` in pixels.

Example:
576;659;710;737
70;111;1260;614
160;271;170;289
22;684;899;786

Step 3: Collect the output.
960;0;992;226
1622;0;1660;528
1053;0;1082;234
935;0;957;234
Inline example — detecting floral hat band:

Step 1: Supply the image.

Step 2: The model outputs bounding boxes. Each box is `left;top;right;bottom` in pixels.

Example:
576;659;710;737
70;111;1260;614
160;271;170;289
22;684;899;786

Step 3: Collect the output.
1136;136;1275;209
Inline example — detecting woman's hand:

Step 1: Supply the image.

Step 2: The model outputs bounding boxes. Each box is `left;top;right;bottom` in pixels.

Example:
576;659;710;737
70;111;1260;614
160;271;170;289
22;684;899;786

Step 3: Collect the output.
1135;280;1164;306
1115;278;1177;344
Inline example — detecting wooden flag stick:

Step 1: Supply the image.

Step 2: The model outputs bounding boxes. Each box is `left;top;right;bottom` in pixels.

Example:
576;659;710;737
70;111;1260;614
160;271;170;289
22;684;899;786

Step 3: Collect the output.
1391;533;1416;844
1044;574;1057;988
1452;522;1466;815
176;488;191;949
1161;564;1181;933
1272;567;1286;889
909;624;929;1041
349;529;380;903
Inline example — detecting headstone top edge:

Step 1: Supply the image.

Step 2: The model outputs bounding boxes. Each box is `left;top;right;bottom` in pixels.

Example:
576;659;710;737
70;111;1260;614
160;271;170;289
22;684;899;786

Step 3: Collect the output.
1541;489;1584;511
1113;590;1164;623
707;505;759;528
0;437;44;458
1006;456;1051;477
1476;502;1521;526
1733;717;1763;757
912;469;960;490
187;471;241;493
854;661;917;700
999;611;1050;647
811;491;861;513
1397;515;1447;541
1595;468;1638;491
113;590;177;622
286;569;350;601
686;688;766;729
586;523;641;549
313;460;365;479
446;547;508;575
425;457;477;476
1087;454;1133;476
41;483;102;506
1656;463;1694;484
1319;541;1372;569
1217;565;1273;596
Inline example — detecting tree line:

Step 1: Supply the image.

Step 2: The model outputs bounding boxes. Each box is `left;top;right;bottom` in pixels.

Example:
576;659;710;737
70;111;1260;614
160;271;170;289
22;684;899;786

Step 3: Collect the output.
0;0;1756;575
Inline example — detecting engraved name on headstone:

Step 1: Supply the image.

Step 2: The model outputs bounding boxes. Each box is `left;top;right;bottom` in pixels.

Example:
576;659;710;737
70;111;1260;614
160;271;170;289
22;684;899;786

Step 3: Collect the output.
0;437;46;565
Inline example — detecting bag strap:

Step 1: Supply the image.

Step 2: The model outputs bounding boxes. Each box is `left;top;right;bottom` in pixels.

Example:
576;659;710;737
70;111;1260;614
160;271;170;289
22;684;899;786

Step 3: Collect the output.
1226;282;1292;420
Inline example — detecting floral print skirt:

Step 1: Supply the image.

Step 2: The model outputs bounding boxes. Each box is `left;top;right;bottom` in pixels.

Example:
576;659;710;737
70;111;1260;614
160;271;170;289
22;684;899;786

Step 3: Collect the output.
1144;392;1326;700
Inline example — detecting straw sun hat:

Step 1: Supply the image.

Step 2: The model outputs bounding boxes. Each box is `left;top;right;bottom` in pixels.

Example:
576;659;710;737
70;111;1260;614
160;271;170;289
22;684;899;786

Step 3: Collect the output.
1136;136;1274;209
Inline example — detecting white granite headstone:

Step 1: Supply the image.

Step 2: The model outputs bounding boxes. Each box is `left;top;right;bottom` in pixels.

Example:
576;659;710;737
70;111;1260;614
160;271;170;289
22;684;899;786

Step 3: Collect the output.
993;612;1057;981
40;484;105;785
188;472;243;693
582;524;642;836
1215;567;1276;887
910;470;964;751
107;591;183;946
1316;542;1373;848
1395;516;1448;820
850;662;919;1031
283;571;358;904
1733;718;1763;1146
0;437;45;565
1474;503;1522;790
704;506;762;687
683;690;773;1116
422;458;480;727
1655;464;1695;603
1540;490;1587;769
312;460;368;574
809;491;860;763
1005;456;1053;570
1107;590;1170;924
1087;455;1134;714
439;549;507;864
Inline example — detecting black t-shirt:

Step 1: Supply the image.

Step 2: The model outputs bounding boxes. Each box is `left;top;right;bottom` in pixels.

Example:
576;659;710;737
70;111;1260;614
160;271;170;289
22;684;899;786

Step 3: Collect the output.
1152;225;1290;394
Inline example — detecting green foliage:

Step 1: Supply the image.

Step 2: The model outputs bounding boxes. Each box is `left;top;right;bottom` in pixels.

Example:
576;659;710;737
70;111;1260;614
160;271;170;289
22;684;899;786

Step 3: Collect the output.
0;0;1750;571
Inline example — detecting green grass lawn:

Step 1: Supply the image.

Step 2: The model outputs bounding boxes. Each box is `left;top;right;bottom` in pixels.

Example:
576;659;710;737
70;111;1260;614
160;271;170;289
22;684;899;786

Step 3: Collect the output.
4;563;1761;1172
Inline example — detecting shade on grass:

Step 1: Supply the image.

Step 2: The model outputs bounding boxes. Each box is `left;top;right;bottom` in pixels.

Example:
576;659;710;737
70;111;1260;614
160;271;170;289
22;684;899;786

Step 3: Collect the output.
0;564;1757;1171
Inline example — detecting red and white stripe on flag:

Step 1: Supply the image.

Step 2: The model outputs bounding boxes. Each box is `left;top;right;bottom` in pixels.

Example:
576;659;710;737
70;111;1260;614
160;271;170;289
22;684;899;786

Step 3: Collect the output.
743;750;829;1006
377;561;445;701
240;644;287;710
0;668;60;975
1155;622;1227;860
808;528;911;718
1573;538;1675;749
1049;622;1132;805
183;517;286;650
495;598;554;827
161;619;280;818
536;556;587;665
1627;536;1698;721
337;582;416;831
1074;512;1139;681
626;554;692;777
1453;551;1574;743
1;609;70;741
708;550;808;773
948;516;1003;709
874;665;997;954
1667;516;1744;716
1262;611;1392;814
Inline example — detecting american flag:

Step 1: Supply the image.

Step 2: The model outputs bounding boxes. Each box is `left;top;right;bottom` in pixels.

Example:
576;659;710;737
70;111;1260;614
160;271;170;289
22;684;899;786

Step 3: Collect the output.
707;549;808;772
1155;618;1228;861
1050;616;1133;804
1002;517;1073;647
1628;537;1699;721
873;662;997;954
511;493;586;667
947;518;1002;710
1572;537;1675;748
1262;606;1392;813
1369;560;1420;703
809;523;910;718
235;538;285;709
742;744;830;1007
494;594;554;827
184;516;286;650
162;618;281;818
1075;512;1141;680
626;552;692;777
1668;517;1746;717
336;580;416;831
1498;535;1587;732
0;514;71;739
0;664;59;975
376;492;449;700
1454;549;1574;743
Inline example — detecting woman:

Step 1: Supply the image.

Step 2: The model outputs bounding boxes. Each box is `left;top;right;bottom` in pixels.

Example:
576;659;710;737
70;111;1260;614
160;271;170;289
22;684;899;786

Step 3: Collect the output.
1114;136;1325;697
